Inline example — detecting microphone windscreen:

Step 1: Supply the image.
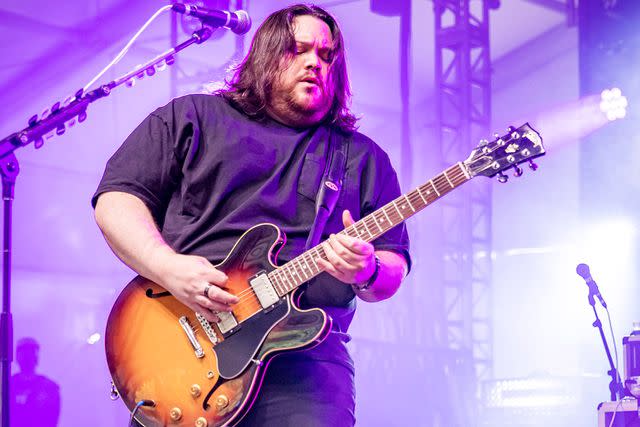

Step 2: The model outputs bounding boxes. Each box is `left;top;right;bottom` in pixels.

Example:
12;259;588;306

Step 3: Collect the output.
576;263;590;279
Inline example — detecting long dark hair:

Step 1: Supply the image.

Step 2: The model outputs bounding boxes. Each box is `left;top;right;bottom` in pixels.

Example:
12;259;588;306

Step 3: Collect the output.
217;4;358;133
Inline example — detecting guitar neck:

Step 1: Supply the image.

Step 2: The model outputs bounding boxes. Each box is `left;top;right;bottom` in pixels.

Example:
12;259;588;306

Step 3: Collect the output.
267;162;472;296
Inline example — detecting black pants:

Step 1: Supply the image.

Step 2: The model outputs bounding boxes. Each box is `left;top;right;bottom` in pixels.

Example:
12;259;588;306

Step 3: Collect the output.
236;354;356;427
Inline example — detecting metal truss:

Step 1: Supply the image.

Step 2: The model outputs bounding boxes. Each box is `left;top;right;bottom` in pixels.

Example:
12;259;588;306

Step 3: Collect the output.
433;0;493;398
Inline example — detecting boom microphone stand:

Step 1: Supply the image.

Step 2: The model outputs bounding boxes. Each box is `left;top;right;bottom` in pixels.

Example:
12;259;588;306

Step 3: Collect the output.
578;264;624;401
0;24;217;427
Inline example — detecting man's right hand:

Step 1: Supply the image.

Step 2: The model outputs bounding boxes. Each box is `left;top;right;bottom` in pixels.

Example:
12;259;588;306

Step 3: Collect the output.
151;251;240;323
94;192;240;323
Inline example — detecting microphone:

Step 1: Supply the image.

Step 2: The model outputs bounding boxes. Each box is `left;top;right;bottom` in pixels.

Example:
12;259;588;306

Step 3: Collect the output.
576;263;607;308
172;3;251;35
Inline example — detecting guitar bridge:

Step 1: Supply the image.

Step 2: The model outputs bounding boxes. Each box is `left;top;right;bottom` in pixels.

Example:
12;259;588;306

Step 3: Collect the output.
179;316;205;358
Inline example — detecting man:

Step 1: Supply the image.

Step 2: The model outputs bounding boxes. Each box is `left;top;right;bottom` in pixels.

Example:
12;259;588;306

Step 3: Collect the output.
10;338;61;427
93;4;410;426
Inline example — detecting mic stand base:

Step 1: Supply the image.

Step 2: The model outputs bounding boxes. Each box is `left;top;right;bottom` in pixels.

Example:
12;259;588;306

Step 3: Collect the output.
588;292;624;401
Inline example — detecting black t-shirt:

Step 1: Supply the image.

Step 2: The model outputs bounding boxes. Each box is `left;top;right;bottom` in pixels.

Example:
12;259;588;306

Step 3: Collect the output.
93;94;410;365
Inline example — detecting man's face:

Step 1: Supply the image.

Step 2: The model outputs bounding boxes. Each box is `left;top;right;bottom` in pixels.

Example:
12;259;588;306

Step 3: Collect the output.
270;15;335;126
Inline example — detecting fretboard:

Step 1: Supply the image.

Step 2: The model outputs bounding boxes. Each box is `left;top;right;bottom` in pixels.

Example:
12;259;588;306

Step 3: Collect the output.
267;161;471;296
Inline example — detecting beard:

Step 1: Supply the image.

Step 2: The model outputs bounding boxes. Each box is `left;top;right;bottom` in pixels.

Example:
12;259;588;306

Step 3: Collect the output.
270;76;334;126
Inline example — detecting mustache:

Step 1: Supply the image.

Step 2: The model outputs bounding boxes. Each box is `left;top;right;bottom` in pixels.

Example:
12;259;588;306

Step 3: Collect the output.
299;74;321;85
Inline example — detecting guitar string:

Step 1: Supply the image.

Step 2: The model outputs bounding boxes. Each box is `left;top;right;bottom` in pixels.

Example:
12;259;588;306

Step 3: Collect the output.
204;142;531;320
223;166;469;311
221;166;471;313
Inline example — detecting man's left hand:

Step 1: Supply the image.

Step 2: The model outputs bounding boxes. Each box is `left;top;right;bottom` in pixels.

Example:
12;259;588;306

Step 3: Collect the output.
317;210;376;284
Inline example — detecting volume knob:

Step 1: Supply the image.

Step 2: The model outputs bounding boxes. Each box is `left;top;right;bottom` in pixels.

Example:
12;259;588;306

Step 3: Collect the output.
169;407;182;421
190;384;202;398
215;394;229;410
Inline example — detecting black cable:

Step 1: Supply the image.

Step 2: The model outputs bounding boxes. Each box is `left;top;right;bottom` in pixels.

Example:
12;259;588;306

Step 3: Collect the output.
605;306;622;427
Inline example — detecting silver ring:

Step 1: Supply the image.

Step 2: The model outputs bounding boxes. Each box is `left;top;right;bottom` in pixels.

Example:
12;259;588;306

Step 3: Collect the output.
203;283;212;298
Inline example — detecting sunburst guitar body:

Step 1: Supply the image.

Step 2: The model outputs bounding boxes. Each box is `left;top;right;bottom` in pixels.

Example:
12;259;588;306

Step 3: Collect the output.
106;223;332;426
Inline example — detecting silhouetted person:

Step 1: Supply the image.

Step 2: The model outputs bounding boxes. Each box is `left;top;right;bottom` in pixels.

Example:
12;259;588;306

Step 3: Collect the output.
11;337;60;427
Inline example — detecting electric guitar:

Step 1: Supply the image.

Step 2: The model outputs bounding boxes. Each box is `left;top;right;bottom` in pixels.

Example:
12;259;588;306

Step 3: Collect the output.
105;123;545;426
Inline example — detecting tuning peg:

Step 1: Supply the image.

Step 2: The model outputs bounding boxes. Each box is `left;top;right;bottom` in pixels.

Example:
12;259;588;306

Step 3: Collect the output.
28;114;38;127
528;160;538;171
513;165;523;177
497;172;508;183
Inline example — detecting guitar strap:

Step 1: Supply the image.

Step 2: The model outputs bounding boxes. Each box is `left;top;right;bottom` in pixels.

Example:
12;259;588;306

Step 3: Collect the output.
304;129;349;251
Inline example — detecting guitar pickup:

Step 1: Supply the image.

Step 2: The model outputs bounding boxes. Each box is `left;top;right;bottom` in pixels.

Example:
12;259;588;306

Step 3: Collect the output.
249;271;279;309
216;311;239;335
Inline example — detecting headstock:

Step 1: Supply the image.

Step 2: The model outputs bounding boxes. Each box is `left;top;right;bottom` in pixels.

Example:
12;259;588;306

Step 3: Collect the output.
464;123;545;182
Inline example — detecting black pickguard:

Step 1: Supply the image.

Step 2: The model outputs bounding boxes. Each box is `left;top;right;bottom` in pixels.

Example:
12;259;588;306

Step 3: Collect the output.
214;297;289;379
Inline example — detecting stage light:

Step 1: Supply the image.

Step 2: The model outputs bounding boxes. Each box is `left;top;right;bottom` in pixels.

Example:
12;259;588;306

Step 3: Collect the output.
600;88;628;121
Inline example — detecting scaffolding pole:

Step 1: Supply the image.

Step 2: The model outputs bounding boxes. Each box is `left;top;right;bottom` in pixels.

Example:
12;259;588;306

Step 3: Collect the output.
433;0;494;402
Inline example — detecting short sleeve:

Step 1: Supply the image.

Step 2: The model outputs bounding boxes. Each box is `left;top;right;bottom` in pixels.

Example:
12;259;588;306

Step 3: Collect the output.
91;112;179;225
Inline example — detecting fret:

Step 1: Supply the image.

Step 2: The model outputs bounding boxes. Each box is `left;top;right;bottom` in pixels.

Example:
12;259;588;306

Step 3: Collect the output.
360;219;373;239
314;246;327;265
282;267;295;290
357;223;369;240
443;170;454;188
448;165;461;181
417;187;428;205
260;158;480;299
351;225;362;239
371;214;384;232
429;179;440;196
392;201;404;219
296;258;309;280
403;194;415;212
271;268;287;294
290;265;304;283
272;270;282;292
309;253;319;270
435;176;450;195
304;252;318;276
276;272;286;295
382;208;392;226
302;256;312;275
271;271;283;295
298;257;309;278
